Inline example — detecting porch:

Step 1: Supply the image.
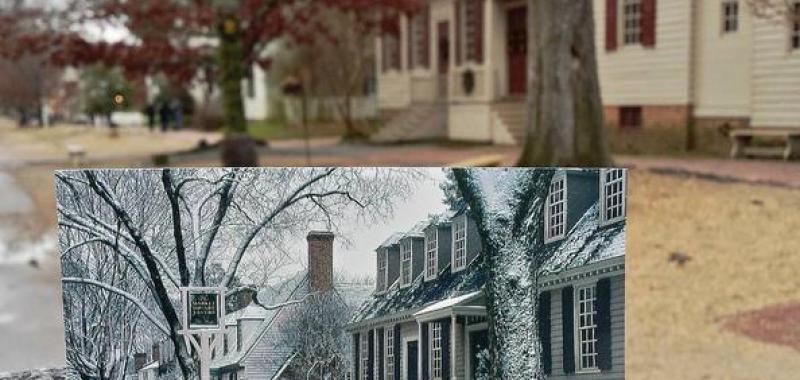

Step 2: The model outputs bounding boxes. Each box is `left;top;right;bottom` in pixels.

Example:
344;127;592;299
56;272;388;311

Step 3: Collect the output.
374;0;531;145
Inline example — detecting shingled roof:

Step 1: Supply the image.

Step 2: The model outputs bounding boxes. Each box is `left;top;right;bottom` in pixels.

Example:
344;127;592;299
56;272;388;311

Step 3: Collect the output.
349;201;625;329
211;272;374;378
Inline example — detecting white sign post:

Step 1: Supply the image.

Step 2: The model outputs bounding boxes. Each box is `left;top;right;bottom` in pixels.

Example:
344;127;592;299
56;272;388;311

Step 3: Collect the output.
179;287;227;380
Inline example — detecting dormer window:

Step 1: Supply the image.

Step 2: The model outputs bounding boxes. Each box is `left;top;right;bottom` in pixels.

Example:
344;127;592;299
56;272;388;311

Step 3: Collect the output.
545;172;567;243
377;250;387;292
600;169;626;225
452;218;467;271
425;228;438;280
400;239;412;287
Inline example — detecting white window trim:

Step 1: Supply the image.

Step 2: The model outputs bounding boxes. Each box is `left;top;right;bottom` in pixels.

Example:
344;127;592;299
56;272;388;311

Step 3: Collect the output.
400;239;413;288
721;0;739;34
599;169;627;226
425;227;438;281
451;215;467;272
430;322;443;380
385;325;395;380
573;282;600;374
544;171;567;243
620;0;643;46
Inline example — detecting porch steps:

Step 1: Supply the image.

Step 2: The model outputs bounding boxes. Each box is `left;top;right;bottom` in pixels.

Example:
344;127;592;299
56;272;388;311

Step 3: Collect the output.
370;103;448;144
491;101;528;145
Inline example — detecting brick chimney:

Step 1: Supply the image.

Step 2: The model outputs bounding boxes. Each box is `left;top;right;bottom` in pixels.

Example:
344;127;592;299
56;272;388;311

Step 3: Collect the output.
307;231;334;292
134;353;147;371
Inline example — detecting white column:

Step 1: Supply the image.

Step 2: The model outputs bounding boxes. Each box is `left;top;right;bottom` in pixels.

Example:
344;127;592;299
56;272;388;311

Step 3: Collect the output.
450;314;457;380
418;322;423;380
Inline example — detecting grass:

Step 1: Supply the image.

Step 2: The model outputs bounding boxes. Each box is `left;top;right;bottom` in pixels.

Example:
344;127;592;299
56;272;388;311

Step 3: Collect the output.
626;170;800;379
246;119;349;141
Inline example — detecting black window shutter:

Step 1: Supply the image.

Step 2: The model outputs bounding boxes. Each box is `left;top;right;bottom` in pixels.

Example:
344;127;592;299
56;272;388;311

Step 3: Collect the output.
561;286;575;374
354;333;360;379
537;291;552;375
441;318;451;379
596;278;613;371
368;329;375;380
421;322;429;379
378;327;385;379
394;325;402;380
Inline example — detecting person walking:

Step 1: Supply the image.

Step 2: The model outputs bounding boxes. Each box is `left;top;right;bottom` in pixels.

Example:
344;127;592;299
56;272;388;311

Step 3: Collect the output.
158;101;171;132
145;103;156;132
171;99;184;130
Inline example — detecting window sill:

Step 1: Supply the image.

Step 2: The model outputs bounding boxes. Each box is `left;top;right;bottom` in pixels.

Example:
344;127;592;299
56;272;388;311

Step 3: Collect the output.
575;368;601;375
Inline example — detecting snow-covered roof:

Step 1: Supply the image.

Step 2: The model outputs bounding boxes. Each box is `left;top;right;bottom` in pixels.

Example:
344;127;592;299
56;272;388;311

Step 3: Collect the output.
211;272;374;377
540;204;625;275
349;200;625;328
413;291;482;317
402;220;429;239
377;232;404;249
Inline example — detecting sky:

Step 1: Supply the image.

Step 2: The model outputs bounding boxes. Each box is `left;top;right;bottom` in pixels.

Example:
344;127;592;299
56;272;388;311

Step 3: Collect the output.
330;168;448;278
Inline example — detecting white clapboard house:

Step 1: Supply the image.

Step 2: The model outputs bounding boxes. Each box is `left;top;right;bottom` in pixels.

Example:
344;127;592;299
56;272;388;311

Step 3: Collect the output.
372;0;800;144
346;169;627;379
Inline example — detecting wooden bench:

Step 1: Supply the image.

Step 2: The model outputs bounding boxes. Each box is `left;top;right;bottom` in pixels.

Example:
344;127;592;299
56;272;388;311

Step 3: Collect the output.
729;128;800;161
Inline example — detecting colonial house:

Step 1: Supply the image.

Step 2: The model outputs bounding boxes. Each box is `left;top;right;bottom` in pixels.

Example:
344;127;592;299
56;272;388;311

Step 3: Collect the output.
209;231;373;380
372;0;800;144
346;168;627;380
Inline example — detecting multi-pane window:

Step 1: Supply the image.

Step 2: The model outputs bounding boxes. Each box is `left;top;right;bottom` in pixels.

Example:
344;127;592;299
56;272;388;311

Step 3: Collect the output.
452;219;466;271
460;0;484;63
382;16;402;72
576;285;598;371
792;1;800;50
545;173;566;242
601;169;626;224
377;250;387;291
623;0;642;45
722;1;739;33
410;7;430;69
425;228;438;280
360;333;369;380
430;322;443;379
401;239;412;287
619;106;642;129
385;328;395;380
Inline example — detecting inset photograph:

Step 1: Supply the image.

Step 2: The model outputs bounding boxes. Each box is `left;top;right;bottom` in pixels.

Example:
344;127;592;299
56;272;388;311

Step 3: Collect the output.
55;167;626;379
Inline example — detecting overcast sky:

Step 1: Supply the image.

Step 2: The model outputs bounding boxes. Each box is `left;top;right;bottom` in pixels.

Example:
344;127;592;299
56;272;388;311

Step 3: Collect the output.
331;168;447;277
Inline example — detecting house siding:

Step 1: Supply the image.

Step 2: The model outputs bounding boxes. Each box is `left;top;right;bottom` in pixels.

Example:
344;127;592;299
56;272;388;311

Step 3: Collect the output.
548;274;625;380
750;10;800;128
693;0;753;119
412;237;426;280
594;0;693;106
437;224;453;275
388;245;401;288
566;173;600;234
465;214;482;265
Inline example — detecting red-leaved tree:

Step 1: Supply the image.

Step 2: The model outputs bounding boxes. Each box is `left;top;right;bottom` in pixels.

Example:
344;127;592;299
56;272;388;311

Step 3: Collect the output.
0;0;422;165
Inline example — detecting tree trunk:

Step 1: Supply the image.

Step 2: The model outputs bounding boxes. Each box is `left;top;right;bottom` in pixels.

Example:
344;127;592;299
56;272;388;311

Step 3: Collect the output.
218;16;258;167
519;0;612;166
453;169;552;379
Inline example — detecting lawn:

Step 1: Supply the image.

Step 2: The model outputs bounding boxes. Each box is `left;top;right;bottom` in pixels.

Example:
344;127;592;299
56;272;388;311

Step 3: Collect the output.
247;119;353;141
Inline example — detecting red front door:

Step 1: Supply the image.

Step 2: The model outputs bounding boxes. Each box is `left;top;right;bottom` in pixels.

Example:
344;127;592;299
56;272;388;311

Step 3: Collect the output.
507;7;528;95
